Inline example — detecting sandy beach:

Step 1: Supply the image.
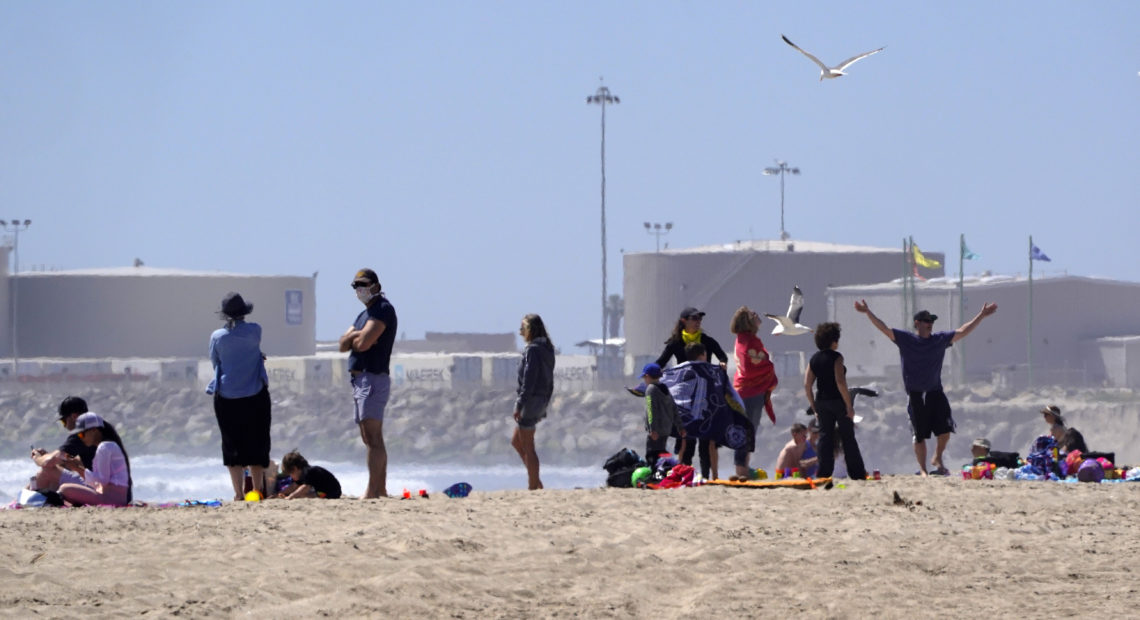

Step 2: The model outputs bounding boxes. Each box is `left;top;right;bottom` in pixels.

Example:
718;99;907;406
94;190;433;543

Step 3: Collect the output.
3;476;1139;618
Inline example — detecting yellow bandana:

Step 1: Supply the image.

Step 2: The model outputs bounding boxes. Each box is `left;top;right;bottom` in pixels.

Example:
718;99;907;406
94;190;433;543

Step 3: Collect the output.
681;329;702;346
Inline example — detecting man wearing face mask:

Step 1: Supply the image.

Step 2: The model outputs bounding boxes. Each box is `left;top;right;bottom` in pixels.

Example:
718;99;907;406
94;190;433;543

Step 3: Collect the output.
339;268;398;498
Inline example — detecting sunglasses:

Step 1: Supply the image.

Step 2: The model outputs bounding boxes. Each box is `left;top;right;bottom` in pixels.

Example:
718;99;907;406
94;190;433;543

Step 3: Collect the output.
351;282;371;289
76;431;86;440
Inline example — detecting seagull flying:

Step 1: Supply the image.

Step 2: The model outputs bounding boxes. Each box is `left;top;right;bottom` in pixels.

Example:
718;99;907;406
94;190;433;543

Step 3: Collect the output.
781;35;884;81
765;285;813;336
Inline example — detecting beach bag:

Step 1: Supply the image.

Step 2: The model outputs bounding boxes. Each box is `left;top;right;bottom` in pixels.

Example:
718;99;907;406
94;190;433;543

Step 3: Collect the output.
606;467;639;488
982;450;1020;469
603;448;644;474
1063;450;1084;477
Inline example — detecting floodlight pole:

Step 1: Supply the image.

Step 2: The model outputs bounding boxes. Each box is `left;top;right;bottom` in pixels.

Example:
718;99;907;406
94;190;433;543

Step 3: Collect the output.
643;221;672;253
1;219;31;378
762;160;800;241
587;79;619;355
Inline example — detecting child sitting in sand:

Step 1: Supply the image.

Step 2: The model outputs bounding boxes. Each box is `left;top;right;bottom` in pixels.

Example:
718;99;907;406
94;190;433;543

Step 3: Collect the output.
277;450;342;499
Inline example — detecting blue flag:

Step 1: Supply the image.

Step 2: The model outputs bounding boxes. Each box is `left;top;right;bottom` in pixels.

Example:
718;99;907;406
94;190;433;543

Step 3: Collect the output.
1031;244;1051;262
961;237;979;260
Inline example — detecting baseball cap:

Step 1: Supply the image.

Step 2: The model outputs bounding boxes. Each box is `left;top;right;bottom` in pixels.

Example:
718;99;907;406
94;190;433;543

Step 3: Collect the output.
913;310;938;323
352;268;379;287
680;307;705;320
58;396;88;420
70;412;106;435
640;363;663;378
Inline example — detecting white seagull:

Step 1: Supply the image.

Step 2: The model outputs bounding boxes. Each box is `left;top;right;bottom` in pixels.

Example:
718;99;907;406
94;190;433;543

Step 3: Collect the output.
765;285;813;336
781;34;884;81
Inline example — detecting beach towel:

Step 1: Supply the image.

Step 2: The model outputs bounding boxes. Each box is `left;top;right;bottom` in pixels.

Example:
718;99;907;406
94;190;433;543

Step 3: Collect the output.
660;361;754;451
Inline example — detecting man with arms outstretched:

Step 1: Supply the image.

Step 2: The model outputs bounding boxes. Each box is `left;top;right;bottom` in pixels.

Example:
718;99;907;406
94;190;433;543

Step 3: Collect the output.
340;268;397;498
855;300;997;477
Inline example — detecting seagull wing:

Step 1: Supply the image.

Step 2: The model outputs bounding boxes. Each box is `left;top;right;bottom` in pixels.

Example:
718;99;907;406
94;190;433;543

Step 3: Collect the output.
786;286;804;324
851;387;880;399
782;35;829;72
764;313;790;335
834;46;884;72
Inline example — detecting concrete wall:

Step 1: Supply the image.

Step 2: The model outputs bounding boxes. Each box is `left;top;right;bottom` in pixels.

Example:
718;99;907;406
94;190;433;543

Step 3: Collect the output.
8;268;315;359
623;241;940;371
828;276;1140;386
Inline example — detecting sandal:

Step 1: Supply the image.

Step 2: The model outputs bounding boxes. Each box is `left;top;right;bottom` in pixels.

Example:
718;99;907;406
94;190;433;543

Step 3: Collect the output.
929;466;951;476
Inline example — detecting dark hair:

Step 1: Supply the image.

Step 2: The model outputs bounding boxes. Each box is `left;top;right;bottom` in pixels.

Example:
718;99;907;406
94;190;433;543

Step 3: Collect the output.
521;314;552;346
282;450;310;472
729;306;758;335
684;342;706;360
665;318;687;345
1059;428;1088;454
97;421;133;503
58;396;88;418
790;423;807;435
814;322;841;351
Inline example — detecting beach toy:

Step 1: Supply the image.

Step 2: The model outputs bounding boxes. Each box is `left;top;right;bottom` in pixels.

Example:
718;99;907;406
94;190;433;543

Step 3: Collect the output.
752;467;768;481
631;466;652;488
443;482;472;498
1078;459;1104;483
401;488;411;499
418;489;429;499
244;490;261;502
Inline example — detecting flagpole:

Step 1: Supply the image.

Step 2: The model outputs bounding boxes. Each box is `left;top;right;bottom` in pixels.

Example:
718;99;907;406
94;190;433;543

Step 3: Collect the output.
901;237;909;326
908;236;917;316
958;233;966;385
1028;235;1034;388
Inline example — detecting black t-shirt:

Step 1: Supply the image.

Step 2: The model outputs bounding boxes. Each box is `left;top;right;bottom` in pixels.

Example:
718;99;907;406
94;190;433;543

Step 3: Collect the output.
809;349;844;401
348;296;398;375
300;466;342;499
59;434;96;470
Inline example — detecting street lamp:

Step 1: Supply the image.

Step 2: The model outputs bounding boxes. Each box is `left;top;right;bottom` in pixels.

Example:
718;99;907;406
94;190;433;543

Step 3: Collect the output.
643;221;673;253
586;79;619;354
762;160;800;241
1;219;31;377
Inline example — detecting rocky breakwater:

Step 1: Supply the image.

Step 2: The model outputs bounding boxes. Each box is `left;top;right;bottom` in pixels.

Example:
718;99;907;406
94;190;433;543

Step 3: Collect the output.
4;380;1138;473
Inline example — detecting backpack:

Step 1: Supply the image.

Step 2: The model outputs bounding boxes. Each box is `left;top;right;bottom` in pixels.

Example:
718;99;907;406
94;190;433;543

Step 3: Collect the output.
603;448;644;474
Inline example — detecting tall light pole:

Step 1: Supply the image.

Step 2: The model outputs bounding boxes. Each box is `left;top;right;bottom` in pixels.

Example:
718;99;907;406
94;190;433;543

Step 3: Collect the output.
586;79;619;355
643;221;673;253
1;219;31;377
762;160;800;241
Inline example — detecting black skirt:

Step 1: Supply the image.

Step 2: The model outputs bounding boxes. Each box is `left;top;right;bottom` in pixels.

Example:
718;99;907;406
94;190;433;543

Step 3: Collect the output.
213;386;271;467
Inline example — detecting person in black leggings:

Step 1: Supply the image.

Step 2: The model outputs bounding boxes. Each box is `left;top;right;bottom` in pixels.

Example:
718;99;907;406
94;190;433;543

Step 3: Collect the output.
655;308;728;480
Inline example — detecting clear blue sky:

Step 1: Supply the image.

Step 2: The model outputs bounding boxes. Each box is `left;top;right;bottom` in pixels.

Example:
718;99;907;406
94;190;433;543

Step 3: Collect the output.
2;3;1137;346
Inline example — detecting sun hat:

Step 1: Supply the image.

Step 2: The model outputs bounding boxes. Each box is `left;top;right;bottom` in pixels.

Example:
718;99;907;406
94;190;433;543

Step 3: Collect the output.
219;292;253;319
70;412;105;435
1040;405;1065;426
972;438;991;451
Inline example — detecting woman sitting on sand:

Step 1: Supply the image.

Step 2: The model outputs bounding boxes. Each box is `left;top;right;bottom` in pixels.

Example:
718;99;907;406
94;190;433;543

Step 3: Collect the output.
56;413;133;506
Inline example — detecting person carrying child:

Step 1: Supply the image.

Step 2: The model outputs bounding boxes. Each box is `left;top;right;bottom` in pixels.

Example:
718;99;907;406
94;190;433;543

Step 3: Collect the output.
641;363;685;471
277;450;342;499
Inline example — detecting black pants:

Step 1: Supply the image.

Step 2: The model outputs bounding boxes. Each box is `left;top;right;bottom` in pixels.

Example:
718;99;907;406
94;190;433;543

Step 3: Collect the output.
674;436;713;480
816;398;867;480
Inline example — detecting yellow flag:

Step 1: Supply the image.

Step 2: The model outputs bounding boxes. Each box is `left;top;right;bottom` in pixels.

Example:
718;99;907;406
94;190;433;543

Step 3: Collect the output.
912;243;942;268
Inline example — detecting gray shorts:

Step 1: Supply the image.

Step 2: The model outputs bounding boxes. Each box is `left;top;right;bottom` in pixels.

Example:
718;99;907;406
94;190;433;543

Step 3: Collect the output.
517;398;549;430
352;371;391;424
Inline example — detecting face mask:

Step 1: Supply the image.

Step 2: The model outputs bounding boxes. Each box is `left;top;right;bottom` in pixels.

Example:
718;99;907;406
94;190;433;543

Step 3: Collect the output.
356;287;375;303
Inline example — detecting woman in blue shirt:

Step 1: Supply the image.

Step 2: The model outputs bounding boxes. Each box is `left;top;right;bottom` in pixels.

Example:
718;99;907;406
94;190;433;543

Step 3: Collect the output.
208;292;271;500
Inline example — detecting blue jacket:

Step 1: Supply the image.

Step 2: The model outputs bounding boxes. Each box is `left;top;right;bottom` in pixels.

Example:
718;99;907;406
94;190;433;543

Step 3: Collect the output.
515;337;555;410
